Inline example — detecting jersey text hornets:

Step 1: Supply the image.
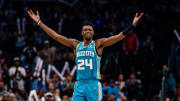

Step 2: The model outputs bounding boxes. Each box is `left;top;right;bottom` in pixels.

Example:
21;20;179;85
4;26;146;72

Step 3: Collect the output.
77;51;95;57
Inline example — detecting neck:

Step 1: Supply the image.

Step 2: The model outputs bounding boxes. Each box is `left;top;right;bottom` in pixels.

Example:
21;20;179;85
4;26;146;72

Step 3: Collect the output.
84;38;92;46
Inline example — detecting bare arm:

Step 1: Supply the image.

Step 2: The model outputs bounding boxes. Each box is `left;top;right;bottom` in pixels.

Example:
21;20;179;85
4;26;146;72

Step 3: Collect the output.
96;33;125;48
28;10;79;48
38;22;79;48
96;13;144;48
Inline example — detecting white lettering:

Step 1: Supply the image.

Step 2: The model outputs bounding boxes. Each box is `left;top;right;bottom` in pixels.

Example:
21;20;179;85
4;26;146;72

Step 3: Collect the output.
76;51;95;57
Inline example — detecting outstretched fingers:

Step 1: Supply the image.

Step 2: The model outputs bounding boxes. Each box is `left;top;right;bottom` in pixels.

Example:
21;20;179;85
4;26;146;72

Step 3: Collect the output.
135;13;138;17
30;9;35;15
27;10;31;15
36;11;39;16
138;13;144;19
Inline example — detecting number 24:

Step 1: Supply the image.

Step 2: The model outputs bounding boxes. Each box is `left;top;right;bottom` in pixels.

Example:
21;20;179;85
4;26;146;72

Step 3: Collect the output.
78;59;93;70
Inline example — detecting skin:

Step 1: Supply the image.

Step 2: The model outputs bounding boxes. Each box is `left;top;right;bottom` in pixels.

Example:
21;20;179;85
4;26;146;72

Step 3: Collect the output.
28;10;143;56
118;74;124;81
0;81;4;92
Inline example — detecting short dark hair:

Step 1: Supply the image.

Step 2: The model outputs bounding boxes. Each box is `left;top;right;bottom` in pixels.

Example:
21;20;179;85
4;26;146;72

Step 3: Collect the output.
81;21;94;29
109;79;115;84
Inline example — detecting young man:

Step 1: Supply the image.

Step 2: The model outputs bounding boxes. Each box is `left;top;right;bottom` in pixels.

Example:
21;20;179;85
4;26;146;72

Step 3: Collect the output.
28;10;143;101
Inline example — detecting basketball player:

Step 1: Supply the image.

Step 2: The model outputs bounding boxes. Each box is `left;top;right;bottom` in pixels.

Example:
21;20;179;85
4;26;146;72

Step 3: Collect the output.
28;9;143;101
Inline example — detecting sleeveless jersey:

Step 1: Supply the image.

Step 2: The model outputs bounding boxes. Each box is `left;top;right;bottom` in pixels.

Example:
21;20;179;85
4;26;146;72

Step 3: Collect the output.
75;40;101;80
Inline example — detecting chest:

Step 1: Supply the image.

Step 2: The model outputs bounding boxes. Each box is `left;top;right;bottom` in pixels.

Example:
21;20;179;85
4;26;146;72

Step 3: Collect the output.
76;43;95;58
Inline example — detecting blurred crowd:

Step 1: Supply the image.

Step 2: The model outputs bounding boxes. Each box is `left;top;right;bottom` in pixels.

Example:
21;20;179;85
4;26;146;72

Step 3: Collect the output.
0;0;180;101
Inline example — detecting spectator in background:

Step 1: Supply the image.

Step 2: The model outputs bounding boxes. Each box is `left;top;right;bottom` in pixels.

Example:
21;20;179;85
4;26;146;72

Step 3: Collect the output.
41;92;61;101
161;64;176;99
40;40;55;64
9;57;26;90
0;81;6;100
47;75;61;100
116;74;126;92
56;8;65;34
22;40;37;68
63;48;75;69
60;75;74;97
103;79;119;101
142;35;154;53
0;54;9;86
123;30;138;55
122;31;138;75
51;74;61;90
33;31;43;49
63;48;74;62
174;86;180;101
116;74;126;101
141;35;154;100
101;74;109;87
124;73;142;101
62;95;69;101
8;57;26;100
141;35;154;68
2;92;18;101
15;32;26;52
54;46;64;70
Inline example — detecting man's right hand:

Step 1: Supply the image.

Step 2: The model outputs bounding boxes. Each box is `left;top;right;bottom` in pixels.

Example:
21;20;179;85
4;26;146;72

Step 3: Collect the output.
28;9;40;24
27;9;79;49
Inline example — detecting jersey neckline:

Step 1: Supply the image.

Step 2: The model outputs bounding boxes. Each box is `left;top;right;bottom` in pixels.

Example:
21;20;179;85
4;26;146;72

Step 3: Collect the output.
82;40;94;48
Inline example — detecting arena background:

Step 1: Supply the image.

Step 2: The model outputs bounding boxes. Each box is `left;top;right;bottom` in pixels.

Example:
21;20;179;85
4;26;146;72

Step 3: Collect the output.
0;0;180;101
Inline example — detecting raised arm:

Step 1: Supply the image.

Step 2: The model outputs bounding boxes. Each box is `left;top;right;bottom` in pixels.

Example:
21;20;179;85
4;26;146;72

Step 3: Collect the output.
28;10;79;49
96;13;144;48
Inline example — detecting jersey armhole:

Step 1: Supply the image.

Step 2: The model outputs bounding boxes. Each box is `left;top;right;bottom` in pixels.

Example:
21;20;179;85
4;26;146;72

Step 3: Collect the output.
76;42;81;52
94;41;102;57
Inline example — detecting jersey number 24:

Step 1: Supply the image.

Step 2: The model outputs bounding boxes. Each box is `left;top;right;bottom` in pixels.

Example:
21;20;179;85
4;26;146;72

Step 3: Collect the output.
77;59;93;70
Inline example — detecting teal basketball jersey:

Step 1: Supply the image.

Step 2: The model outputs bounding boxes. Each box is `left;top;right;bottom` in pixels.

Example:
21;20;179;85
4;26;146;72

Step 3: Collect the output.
75;40;101;80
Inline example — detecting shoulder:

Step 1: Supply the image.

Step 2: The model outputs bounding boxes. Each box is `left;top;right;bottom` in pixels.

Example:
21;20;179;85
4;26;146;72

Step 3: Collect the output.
9;67;15;70
69;38;80;48
95;38;106;48
19;67;25;71
95;38;106;43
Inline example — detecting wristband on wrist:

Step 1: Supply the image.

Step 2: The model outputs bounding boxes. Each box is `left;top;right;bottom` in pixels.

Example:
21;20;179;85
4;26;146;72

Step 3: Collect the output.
122;25;135;35
37;20;41;26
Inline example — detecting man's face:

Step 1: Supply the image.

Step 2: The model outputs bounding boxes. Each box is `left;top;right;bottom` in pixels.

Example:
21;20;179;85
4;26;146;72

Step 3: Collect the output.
53;74;59;82
118;74;124;81
81;25;94;40
110;83;115;87
45;43;49;49
163;65;168;71
9;93;18;101
130;74;136;84
14;61;20;67
62;95;69;101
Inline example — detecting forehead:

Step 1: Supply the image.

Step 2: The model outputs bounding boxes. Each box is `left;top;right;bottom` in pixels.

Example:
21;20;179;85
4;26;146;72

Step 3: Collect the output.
82;25;93;30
